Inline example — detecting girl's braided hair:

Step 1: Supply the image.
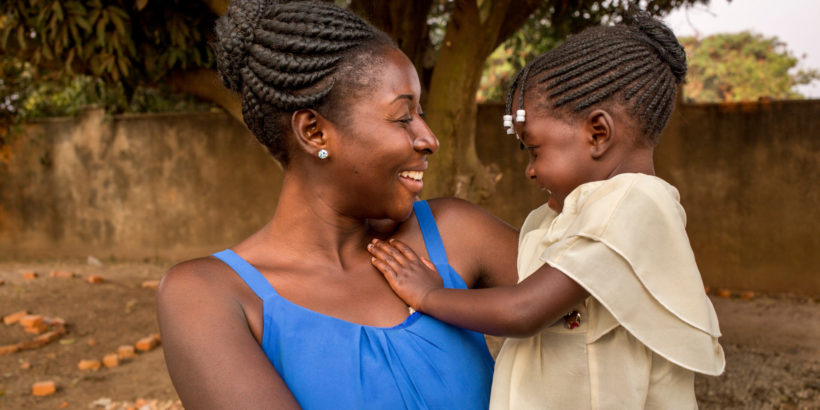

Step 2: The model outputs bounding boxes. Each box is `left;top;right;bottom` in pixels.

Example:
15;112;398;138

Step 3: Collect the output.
506;11;687;145
214;0;394;165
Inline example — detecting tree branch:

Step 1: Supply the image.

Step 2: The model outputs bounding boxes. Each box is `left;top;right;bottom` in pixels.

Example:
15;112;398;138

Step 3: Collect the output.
167;68;242;122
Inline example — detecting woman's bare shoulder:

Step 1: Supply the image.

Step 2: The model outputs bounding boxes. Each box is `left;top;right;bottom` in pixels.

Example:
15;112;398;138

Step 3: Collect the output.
425;197;516;232
157;255;253;312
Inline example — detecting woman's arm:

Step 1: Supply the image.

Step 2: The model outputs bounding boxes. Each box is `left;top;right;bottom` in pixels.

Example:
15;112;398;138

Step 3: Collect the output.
368;239;588;338
157;259;300;409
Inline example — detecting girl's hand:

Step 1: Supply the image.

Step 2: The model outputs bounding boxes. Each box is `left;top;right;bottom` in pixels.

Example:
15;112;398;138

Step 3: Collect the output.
368;238;443;311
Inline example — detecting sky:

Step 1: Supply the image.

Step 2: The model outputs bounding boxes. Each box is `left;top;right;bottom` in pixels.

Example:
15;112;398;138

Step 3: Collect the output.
662;0;820;98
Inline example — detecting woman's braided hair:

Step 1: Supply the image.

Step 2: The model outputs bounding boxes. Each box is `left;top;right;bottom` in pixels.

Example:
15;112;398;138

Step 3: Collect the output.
506;11;687;145
214;0;394;165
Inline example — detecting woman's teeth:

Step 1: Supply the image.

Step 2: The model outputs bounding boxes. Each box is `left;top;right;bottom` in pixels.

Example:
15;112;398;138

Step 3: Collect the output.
399;170;424;181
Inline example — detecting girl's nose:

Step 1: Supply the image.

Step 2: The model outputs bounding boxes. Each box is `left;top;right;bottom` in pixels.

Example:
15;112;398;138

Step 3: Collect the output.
525;160;536;179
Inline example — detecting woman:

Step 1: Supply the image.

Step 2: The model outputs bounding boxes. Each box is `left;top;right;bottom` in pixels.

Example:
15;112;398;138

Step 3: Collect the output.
156;1;518;408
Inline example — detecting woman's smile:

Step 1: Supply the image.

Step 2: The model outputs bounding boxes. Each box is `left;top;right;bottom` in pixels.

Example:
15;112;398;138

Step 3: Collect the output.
398;169;425;196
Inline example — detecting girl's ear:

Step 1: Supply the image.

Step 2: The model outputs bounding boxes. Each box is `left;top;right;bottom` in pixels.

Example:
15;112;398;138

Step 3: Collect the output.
585;109;615;159
291;109;330;156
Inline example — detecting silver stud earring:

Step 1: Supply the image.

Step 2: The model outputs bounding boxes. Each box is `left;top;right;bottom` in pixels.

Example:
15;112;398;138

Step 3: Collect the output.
317;149;329;160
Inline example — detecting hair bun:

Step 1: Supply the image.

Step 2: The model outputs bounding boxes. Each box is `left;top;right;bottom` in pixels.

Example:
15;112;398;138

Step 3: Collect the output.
214;0;269;92
627;11;687;84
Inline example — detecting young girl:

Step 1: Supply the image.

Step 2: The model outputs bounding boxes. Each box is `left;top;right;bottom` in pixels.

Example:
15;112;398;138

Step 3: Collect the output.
368;11;725;409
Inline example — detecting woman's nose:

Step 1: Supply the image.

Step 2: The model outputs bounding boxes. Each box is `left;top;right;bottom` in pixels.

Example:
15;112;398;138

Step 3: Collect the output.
413;116;439;155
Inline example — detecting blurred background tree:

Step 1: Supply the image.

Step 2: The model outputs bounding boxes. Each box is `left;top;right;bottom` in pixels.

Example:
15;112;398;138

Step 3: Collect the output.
1;0;709;201
679;31;820;102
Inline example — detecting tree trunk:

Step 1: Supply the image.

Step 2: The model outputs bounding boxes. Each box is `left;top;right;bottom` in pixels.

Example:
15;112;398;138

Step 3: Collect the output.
423;0;514;201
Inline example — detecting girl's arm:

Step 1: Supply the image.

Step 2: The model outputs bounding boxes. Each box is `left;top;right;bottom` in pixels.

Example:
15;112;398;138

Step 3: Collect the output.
369;239;588;338
157;259;300;409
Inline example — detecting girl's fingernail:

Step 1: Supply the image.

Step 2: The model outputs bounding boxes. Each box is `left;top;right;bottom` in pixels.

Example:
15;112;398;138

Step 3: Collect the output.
367;243;373;250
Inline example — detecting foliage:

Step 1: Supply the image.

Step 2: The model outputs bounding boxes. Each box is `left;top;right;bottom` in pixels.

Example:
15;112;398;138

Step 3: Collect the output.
681;31;820;102
477;0;708;102
0;55;212;123
1;0;215;93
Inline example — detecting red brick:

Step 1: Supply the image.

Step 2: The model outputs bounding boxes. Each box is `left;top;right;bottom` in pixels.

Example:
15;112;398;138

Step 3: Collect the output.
23;322;49;334
20;361;31;370
19;314;44;328
87;275;104;284
716;289;732;298
152;333;162;343
117;344;136;359
32;380;57;396
0;344;20;355
78;359;102;371
49;270;75;279
22;271;38;280
135;336;157;352
87;338;98;346
59;401;69;408
739;291;755;300
103;353;119;368
3;310;28;325
141;280;160;290
27;327;67;347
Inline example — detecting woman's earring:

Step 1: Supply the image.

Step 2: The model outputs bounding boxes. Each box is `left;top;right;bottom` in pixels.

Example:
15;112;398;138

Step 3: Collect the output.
317;149;329;160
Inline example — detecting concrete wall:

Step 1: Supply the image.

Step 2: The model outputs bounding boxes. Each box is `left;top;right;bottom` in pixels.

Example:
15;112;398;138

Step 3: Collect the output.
0;108;282;260
1;101;818;295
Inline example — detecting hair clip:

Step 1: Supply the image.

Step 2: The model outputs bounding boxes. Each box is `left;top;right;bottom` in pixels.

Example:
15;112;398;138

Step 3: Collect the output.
515;109;526;123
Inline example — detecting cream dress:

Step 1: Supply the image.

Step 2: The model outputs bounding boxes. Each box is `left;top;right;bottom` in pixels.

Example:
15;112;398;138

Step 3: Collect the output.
489;173;725;410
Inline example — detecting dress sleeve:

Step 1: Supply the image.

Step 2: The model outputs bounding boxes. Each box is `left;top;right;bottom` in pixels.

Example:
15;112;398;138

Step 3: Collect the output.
540;174;725;376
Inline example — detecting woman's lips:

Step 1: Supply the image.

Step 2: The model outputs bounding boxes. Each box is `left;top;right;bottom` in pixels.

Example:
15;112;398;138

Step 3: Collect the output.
399;170;424;194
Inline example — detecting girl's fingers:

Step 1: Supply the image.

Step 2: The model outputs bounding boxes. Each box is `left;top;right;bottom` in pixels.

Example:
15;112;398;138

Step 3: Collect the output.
388;239;418;262
369;239;407;266
421;257;436;271
370;257;396;278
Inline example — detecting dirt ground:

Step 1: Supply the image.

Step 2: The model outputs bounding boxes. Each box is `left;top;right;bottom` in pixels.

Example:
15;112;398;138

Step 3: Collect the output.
1;259;818;410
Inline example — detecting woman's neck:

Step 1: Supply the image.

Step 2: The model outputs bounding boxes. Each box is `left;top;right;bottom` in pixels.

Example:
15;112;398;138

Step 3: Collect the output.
238;173;378;271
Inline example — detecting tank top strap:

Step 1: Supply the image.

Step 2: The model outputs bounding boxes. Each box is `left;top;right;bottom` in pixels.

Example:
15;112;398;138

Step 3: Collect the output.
413;200;450;267
212;249;278;300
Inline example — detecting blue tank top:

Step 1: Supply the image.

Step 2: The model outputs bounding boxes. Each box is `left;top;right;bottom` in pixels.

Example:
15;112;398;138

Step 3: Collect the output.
213;201;493;409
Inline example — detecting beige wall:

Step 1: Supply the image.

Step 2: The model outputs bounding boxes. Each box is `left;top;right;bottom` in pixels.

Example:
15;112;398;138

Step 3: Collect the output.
0;108;282;260
1;101;818;295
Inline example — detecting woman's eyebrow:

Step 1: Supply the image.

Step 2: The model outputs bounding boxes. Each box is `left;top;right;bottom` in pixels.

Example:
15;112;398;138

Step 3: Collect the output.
390;94;415;104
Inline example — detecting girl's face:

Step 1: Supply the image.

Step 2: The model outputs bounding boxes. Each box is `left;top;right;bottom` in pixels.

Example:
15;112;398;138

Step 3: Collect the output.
328;48;438;222
513;99;597;212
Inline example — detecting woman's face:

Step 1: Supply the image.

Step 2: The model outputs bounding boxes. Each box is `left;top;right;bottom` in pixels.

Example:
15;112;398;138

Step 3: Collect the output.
328;48;438;222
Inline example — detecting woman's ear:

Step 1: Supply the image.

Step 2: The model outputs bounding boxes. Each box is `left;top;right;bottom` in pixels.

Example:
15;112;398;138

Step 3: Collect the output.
585;109;615;159
291;109;328;156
